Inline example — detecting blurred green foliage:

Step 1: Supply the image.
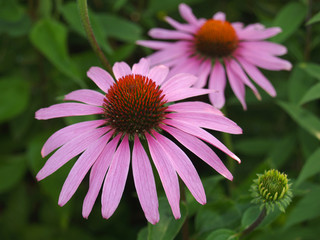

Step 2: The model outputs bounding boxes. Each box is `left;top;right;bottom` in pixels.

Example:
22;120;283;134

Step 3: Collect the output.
0;0;320;239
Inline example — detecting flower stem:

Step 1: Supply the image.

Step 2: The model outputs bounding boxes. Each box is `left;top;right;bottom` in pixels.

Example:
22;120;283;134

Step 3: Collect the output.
77;0;113;76
180;180;189;240
239;207;266;238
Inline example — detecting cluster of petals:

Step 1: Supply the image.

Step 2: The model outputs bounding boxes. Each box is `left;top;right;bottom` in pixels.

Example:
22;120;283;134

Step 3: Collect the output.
35;58;242;224
137;3;292;109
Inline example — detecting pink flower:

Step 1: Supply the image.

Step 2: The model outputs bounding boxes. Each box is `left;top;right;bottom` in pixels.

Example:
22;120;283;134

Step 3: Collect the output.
137;4;292;109
35;58;242;224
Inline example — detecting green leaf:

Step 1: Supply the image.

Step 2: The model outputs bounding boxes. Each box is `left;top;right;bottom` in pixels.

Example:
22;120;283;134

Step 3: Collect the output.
234;137;274;156
307;11;320;25
300;82;320;105
0;75;30;123
288;66;314;104
278;101;320;140
0;0;24;22
271;2;307;43
29;18;84;87
241;206;260;229
0;155;27;193
296;147;320;186
285;186;320;228
137;227;148;240
206;229;238;240
147;197;187;240
299;62;320;81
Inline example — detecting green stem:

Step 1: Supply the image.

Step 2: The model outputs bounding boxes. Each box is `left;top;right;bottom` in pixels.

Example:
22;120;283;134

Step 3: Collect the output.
180;180;189;240
239;207;267;238
221;107;235;195
77;0;113;76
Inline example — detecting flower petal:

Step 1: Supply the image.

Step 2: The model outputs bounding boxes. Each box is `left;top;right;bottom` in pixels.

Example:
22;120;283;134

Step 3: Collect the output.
239;41;287;56
149;28;193;40
225;59;247;110
166;112;242;134
136;40;173;50
35;103;104;120
87;67;114;93
148;65;169;86
179;3;199;26
165;88;214;102
146;133;180;219
112;61;132;80
41;119;106;157
58;132;112;206
163;118;241;163
82;134;120;218
236;25;282;40
153;132;206;205
235;48;292;71
36;127;109;181
213;12;226;21
162;125;233;180
101;135;130;219
193;59;211;88
167;101;224;116
208;60;227;109
132;136;159;224
236;56;276;97
228;59;261;100
64;89;105;106
161;73;198;93
165;16;198;33
132;58;150;76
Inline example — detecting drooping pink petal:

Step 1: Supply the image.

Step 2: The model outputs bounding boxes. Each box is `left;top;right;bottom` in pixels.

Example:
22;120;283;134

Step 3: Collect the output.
193;59;211;88
149;28;193;40
112;62;132;80
132;58;150;76
132;136;159;224
101;135;130;219
162;125;233;180
35;103;104;120
153;132;206;204
213;12;226;21
148;65;169;86
146;133;180;219
64;89;105;106
236;56;276;96
41;119;106;157
36;127;109;181
165;88;214;102
179;3;200;26
208;60;227;109
58;132;112;206
163;118;241;163
225;59;247;110
228;59;261;100
232;22;244;30
82;134;120;218
136;40;173;50
235;48;292;71
87;67;114;93
239;41;287;56
236;25;282;40
165;16;198;33
166;112;242;134
167;101;224;116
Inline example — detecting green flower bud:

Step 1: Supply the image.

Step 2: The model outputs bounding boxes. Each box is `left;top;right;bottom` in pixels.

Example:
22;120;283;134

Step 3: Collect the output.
250;169;293;213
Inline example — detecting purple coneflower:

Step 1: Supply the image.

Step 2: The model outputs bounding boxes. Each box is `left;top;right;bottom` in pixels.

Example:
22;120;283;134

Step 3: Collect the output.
137;3;292;109
35;58;242;224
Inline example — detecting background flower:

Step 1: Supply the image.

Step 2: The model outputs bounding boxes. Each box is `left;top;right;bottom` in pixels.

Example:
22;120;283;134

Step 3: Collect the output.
35;58;242;224
137;3;292;109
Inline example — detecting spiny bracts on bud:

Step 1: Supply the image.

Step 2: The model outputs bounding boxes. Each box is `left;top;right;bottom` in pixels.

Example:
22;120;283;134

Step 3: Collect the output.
250;169;292;213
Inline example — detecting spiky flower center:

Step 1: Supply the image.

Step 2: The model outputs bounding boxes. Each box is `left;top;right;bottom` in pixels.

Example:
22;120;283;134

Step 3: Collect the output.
194;19;238;58
103;74;167;135
257;169;289;202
